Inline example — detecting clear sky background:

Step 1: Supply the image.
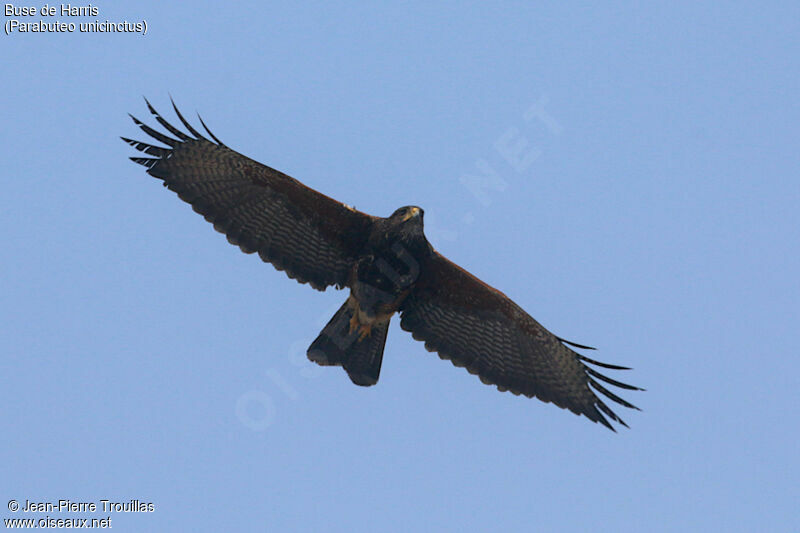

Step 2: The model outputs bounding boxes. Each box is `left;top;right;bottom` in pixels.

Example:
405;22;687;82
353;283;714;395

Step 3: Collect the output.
2;2;798;532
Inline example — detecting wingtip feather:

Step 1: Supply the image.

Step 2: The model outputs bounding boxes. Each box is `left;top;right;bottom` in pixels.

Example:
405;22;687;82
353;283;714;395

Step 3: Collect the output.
170;97;205;139
198;112;223;144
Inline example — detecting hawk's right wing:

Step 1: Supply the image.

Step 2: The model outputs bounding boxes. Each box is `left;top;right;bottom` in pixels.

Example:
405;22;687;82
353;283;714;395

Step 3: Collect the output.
400;252;642;430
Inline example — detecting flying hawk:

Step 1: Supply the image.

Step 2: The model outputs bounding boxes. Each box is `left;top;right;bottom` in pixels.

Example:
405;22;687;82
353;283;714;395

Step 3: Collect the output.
122;99;642;430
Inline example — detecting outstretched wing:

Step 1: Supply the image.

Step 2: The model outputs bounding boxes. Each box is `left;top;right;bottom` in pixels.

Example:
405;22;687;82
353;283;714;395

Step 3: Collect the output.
122;99;375;290
399;252;642;430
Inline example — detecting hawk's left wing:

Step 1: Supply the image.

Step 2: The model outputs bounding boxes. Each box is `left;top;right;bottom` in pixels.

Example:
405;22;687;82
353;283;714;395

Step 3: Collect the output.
399;252;642;430
122;99;375;290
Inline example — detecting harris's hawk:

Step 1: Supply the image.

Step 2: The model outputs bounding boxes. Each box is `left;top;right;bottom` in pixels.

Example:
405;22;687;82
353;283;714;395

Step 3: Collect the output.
122;99;642;431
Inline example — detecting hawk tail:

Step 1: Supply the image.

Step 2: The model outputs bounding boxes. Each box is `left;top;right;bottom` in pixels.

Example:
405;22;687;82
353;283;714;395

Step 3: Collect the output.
307;300;388;386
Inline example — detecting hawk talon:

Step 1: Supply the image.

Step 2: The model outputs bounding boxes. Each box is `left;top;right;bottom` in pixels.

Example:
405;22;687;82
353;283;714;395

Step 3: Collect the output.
348;313;372;341
357;324;372;341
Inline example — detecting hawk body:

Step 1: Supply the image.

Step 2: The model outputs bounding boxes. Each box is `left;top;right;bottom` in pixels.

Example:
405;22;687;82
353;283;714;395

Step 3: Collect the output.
123;99;642;430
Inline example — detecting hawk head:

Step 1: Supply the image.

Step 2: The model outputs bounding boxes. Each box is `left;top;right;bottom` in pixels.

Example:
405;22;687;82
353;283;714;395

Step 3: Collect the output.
390;206;424;224
374;205;428;254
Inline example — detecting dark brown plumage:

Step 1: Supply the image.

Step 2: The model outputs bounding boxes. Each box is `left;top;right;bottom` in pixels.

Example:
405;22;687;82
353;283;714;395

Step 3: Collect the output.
123;99;642;430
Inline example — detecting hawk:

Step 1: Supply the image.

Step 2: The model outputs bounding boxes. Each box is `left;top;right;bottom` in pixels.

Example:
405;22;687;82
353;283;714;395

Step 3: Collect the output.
122;99;642;430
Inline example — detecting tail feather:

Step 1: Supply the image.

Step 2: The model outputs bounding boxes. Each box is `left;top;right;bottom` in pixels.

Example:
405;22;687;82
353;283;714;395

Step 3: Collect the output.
307;299;389;386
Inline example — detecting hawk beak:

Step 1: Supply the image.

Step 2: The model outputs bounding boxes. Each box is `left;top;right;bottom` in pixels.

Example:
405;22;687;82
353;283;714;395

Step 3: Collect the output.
403;207;422;222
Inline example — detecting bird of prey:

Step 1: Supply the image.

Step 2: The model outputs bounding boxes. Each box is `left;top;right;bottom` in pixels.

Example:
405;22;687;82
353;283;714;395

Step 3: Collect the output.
122;99;642;431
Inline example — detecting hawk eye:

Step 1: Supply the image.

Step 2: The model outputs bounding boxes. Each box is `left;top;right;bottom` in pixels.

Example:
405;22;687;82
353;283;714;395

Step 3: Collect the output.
397;207;407;216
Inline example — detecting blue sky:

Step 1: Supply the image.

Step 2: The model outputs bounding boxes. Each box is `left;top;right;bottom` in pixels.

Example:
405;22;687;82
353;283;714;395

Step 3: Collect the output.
2;2;798;531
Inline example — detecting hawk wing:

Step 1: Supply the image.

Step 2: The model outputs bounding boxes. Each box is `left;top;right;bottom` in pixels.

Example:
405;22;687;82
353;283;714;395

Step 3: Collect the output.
399;252;642;430
122;99;375;290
